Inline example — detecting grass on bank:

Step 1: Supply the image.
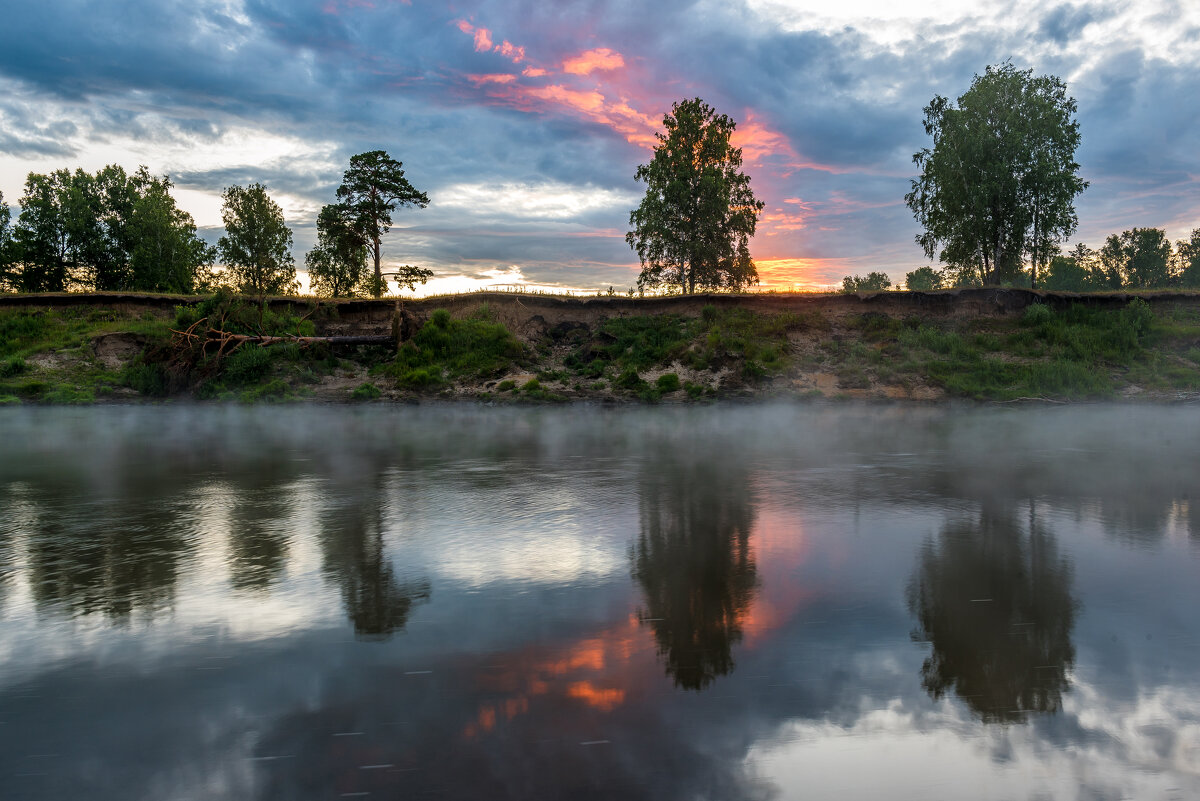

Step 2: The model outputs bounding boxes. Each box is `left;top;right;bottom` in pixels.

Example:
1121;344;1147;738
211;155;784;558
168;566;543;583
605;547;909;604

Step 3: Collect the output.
3;291;1200;404
377;306;525;390
827;297;1196;400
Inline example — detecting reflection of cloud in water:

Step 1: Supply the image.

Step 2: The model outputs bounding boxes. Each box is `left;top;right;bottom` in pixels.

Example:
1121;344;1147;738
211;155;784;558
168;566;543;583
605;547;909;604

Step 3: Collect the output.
0;405;1199;799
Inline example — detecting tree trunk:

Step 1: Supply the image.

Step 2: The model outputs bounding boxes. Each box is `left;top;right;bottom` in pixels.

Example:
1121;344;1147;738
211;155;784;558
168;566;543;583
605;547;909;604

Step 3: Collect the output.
372;236;382;298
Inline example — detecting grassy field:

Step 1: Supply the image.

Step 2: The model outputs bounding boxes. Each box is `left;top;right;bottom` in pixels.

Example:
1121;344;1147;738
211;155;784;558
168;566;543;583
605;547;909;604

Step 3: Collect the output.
1;292;1198;404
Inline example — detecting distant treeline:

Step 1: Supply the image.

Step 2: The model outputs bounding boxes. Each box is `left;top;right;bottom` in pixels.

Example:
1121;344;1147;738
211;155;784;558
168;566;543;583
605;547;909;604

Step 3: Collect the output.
838;227;1200;294
0;151;429;299
0;166;218;295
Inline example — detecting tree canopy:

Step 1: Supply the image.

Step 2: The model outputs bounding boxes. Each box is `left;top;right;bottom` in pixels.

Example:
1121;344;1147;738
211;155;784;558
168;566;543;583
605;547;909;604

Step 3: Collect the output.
627;98;764;294
306;203;370;298
1178;229;1200;289
904;266;944;291
217;184;298;297
905;63;1087;287
1101;228;1173;289
2;166;212;294
335;150;429;297
841;272;892;293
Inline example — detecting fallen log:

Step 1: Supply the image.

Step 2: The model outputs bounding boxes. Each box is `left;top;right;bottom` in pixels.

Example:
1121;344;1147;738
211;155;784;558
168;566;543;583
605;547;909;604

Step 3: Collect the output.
224;334;395;347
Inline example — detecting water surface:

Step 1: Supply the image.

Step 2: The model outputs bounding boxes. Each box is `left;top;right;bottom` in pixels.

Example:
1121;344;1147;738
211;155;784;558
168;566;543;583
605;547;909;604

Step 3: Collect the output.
1;404;1198;800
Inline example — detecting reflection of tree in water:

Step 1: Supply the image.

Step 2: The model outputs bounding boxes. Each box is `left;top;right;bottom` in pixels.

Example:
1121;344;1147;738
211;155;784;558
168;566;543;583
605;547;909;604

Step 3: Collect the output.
25;496;190;620
633;458;759;691
226;473;295;592
320;481;430;639
0;488;16;614
1099;495;1172;548
908;509;1077;723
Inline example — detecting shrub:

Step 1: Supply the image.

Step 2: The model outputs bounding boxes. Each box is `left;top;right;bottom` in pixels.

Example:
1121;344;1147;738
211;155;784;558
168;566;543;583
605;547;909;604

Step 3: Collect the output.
655;372;681;393
222;345;274;385
1022;303;1053;326
613;368;643;390
241;378;290;402
351;382;382;400
124;362;169;397
1;356;26;378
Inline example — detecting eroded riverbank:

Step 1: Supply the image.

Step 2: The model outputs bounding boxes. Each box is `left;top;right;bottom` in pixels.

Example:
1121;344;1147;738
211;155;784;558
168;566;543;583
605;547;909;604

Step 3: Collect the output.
2;288;1200;404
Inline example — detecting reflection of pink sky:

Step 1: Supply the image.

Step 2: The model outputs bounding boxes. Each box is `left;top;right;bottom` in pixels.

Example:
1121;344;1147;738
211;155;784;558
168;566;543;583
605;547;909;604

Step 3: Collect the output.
457;503;830;740
447;19;863;289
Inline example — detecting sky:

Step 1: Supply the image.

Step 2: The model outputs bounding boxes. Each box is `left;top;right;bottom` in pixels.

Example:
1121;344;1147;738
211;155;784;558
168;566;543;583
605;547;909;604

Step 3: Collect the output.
0;0;1197;294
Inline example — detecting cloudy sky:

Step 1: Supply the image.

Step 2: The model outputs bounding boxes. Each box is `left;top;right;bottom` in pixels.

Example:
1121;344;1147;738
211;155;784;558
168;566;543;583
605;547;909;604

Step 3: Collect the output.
1;0;1197;294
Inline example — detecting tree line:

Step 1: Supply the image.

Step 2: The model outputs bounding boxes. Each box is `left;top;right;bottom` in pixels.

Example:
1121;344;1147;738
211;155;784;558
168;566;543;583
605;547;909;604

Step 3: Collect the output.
0;150;431;299
2;64;1196;299
841;226;1200;293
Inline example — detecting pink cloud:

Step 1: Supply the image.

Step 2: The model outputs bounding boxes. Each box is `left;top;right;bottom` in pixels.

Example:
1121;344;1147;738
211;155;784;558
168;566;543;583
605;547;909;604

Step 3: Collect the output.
527;84;606;114
562;48;625;75
496;40;525;63
522;66;549;77
468;73;518;86
454;19;494;52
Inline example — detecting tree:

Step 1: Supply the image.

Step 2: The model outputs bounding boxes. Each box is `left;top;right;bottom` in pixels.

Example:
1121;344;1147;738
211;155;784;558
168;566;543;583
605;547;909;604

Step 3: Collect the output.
7;165;212;294
841;271;892;293
1043;254;1091;291
306;203;370;297
13;170;77;292
905;63;1087;286
335;151;429;298
1100;228;1172;289
905;266;945;291
1174;229;1200;288
126;169;214;294
217;184;298;297
0;191;12;291
627;98;765;294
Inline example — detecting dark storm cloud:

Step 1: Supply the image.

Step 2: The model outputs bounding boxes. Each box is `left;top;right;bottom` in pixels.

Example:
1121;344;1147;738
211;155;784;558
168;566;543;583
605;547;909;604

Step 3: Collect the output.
1038;2;1104;44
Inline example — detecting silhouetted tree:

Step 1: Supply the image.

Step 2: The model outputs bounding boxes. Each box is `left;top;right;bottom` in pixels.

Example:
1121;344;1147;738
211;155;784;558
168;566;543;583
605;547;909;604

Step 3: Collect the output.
1177;229;1200;288
906;63;1087;286
904;266;944;291
306;203;370;297
841;271;892;293
633;456;759;690
1100;228;1173;289
336;150;429;298
0;191;12;291
627;98;764;294
217;183;298;297
908;509;1076;722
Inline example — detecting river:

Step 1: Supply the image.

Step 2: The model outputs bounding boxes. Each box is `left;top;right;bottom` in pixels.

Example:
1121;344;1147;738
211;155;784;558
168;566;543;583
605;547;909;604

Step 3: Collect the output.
0;403;1197;800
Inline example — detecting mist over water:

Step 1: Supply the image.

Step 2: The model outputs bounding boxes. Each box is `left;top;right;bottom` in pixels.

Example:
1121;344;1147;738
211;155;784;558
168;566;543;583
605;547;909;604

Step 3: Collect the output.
0;404;1198;800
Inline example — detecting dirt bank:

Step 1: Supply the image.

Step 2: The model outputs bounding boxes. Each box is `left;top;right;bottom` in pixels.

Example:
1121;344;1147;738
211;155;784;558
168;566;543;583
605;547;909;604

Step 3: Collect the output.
3;288;1199;404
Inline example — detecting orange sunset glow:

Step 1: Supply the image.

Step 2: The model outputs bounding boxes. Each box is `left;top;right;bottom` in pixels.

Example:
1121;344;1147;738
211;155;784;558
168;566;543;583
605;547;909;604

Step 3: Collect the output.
447;18;854;289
